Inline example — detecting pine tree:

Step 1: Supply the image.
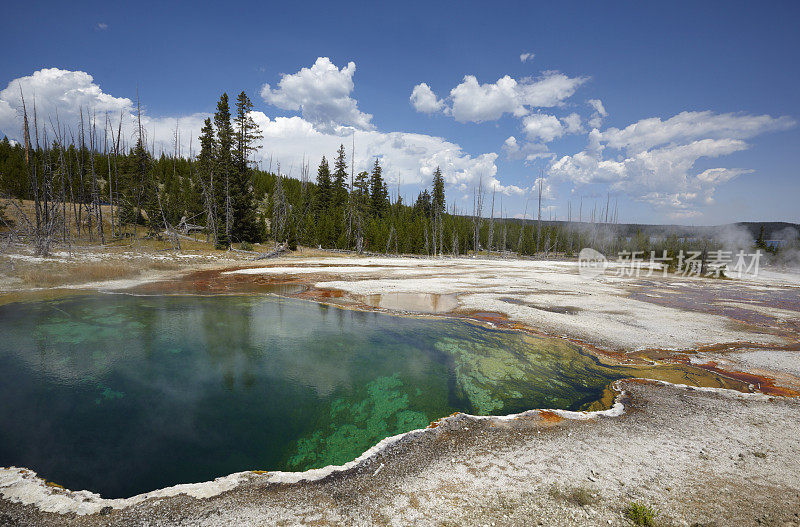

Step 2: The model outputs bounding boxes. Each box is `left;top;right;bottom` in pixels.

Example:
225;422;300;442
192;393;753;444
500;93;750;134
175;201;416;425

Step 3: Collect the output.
139;145;162;235
315;156;332;215
354;170;369;198
432;166;445;217
231;91;263;243
756;225;767;250
369;158;387;216
414;189;432;217
214;93;234;248
431;166;445;256
353;169;370;221
0;136;27;198
196;117;218;244
119;136;151;229
332;144;348;208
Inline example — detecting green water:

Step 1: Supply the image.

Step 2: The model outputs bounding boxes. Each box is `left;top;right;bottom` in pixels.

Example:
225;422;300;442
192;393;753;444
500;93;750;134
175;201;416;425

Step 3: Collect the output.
0;294;625;498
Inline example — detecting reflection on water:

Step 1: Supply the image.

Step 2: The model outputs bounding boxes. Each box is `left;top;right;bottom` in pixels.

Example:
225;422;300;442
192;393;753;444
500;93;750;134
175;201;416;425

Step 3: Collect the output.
360;292;459;313
0;294;741;498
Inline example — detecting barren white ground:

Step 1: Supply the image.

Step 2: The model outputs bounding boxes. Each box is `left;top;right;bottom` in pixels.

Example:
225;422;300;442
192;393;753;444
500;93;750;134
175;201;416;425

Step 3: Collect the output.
2;253;800;526
2;381;799;526
229;256;800;353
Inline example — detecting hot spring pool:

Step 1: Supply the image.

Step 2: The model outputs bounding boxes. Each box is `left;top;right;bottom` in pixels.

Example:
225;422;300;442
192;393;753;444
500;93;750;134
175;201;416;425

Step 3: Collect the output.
0;293;629;498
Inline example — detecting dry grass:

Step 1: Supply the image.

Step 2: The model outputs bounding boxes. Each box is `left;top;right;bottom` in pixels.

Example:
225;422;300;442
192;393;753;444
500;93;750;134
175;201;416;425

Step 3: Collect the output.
2;200;351;260
1;198;115;235
548;485;600;507
0;199;360;291
12;259;183;288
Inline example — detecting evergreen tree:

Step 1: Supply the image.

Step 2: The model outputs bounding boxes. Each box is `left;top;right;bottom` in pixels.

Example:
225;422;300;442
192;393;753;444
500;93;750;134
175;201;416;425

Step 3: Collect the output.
756;225;767;250
139;143;162;235
369;158;388;216
353;170;369;198
332;144;348;208
231;91;263;243
315;156;332;215
353;169;370;221
214;93;234;248
119;136;152;228
0;136;27;198
432;166;445;217
431;166;445;256
196;118;218;243
414;189;432;217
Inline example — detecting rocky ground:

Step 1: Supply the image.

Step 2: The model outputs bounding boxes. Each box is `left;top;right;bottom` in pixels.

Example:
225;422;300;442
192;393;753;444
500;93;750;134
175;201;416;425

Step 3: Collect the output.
227;256;800;352
1;247;799;526
2;380;799;526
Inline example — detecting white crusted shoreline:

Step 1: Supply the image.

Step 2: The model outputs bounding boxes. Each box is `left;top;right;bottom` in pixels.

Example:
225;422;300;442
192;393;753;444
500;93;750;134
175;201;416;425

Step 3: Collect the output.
3;379;799;526
2;253;800;525
228;256;800;351
0;385;630;515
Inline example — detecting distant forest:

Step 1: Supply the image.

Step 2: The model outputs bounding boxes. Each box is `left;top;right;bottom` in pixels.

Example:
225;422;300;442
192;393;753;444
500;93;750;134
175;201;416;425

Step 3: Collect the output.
0;91;797;260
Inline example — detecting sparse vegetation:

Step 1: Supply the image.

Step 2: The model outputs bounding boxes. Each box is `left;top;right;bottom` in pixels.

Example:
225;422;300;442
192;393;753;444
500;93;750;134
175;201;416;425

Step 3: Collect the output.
625;501;658;526
3;119;783;264
549;484;599;506
11;258;182;288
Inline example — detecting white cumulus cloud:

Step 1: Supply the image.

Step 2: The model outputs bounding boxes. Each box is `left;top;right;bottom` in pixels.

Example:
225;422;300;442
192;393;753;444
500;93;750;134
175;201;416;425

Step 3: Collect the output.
250;110;521;195
417;71;586;123
260;57;373;133
409;83;444;113
587;98;607;129
0;67;208;155
0;67;521;199
548;110;795;216
502;135;552;163
561;112;583;134
599;110;794;153
521;114;564;143
587;98;606;117
520;52;535;63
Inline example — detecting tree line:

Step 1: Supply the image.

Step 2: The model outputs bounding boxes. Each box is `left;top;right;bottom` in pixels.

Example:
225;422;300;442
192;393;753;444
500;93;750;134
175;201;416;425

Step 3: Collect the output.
0;90;575;257
4;90;787;262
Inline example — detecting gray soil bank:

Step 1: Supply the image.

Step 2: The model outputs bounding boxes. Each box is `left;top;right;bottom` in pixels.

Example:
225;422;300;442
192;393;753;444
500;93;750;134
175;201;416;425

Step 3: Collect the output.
2;380;799;526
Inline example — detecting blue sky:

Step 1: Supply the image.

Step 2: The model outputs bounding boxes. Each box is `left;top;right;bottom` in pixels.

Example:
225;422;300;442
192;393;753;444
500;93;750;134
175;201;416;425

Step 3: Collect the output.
1;1;797;225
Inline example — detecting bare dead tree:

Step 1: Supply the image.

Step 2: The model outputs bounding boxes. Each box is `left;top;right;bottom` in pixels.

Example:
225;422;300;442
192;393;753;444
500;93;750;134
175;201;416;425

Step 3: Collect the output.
487;186;496;255
501;196;507;256
536;176;542;255
104;114;114;237
10;89;67;255
386;224;396;254
517;198;529;256
451;201;459;256
112;111;123;237
423;219;430;256
92;112;105;243
472;177;484;254
271;167;291;244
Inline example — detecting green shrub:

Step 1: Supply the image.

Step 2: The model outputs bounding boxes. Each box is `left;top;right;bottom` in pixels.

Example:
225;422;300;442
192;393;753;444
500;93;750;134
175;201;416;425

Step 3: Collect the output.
625;502;658;526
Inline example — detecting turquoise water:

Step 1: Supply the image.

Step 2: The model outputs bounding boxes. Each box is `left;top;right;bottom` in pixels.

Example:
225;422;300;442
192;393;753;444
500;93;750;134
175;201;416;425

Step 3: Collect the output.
0;294;624;498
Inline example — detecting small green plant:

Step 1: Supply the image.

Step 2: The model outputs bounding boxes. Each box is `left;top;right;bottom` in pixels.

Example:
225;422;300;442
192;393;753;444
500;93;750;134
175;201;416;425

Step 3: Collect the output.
625;501;658;526
239;241;254;251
